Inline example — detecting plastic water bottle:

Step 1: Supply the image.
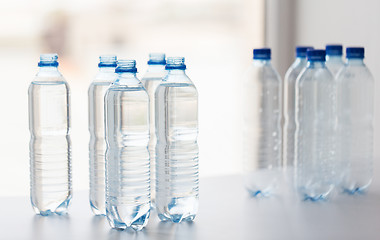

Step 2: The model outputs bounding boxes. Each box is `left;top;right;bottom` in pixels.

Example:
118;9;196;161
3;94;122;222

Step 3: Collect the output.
243;48;282;197
336;47;374;194
326;44;344;77
283;46;313;170
155;57;199;223
295;49;337;201
28;54;72;215
104;60;150;230
141;53;166;208
88;55;117;215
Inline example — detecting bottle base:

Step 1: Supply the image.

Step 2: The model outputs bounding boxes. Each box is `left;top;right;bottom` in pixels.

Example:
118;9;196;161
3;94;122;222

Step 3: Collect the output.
106;204;150;231
32;197;71;216
90;200;106;216
156;197;198;223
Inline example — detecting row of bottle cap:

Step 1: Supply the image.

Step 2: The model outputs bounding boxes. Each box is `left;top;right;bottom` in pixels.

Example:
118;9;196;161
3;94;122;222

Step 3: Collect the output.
253;45;366;61
38;53;187;70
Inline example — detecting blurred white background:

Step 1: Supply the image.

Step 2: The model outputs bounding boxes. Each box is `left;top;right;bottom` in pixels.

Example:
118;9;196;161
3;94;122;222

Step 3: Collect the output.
1;0;379;197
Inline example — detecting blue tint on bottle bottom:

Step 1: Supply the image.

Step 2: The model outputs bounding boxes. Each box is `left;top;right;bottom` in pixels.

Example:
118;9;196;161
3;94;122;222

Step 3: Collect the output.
32;197;71;216
157;197;197;223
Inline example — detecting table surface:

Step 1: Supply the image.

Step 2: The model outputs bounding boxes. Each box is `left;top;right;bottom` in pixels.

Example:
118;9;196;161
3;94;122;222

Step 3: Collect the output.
1;174;380;240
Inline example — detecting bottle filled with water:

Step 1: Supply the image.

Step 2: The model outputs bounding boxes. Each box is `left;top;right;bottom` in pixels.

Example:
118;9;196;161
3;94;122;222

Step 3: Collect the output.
325;44;344;77
295;49;337;201
336;47;374;194
243;48;282;197
104;60;150;230
141;53;166;208
88;55;117;215
283;46;313;171
28;54;72;215
155;57;199;223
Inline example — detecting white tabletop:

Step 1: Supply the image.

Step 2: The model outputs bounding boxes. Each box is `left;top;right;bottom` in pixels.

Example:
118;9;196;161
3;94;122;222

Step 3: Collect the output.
1;174;380;240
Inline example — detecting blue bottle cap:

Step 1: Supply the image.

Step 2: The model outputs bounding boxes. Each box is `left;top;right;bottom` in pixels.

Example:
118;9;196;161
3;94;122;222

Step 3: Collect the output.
166;57;186;70
253;48;271;60
115;60;137;73
307;49;326;61
99;55;117;68
38;53;59;67
296;46;313;57
148;53;166;65
346;47;365;59
325;44;343;56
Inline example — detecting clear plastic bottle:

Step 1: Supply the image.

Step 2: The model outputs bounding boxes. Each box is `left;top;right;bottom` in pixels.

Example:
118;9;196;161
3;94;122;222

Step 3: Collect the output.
336;47;374;194
243;48;282;197
283;46;313;170
141;53;166;208
325;44;344;77
295;49;337;201
155;57;199;223
104;60;150;230
28;54;72;215
88;55;117;216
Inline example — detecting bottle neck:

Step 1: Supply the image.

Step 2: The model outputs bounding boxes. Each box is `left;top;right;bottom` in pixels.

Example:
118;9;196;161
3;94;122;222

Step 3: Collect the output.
326;55;343;62
307;61;326;68
253;59;271;66
147;64;166;72
99;67;115;73
295;57;307;65
346;58;365;66
114;72;140;85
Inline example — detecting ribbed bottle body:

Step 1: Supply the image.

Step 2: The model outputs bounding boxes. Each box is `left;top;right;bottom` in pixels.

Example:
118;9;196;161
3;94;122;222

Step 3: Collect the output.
295;62;337;201
89;80;113;215
243;61;282;197
337;60;374;194
105;74;150;230
283;58;307;169
141;64;166;208
29;73;72;216
155;69;199;223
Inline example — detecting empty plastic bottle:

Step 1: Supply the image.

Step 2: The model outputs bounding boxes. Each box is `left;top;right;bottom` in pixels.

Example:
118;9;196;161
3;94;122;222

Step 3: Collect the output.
336;47;374;194
295;49;337;201
105;60;150;230
326;44;344;77
243;48;282;197
283;46;313;170
28;54;72;215
155;57;199;223
141;53;166;208
88;55;117;215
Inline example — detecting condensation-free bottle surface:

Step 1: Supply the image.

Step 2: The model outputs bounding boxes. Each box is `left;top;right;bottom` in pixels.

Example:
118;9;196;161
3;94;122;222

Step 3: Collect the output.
336;47;374;194
28;54;72;216
155;57;199;223
243;48;282;197
105;60;150;231
88;55;117;215
283;46;312;171
295;49;337;201
141;53;166;208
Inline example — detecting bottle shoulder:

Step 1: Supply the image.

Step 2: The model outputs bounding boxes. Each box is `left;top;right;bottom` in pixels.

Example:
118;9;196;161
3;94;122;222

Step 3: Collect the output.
244;64;282;83
336;64;374;82
297;67;334;84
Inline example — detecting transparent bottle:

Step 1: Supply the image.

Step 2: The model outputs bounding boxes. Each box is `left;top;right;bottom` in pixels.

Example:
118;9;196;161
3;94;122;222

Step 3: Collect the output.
141;53;166;208
104;60;150;231
28;54;72;215
283;46;313;170
88;55;117;215
155;57;199;223
337;47;374;194
243;48;282;197
325;44;344;77
295;49;337;201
